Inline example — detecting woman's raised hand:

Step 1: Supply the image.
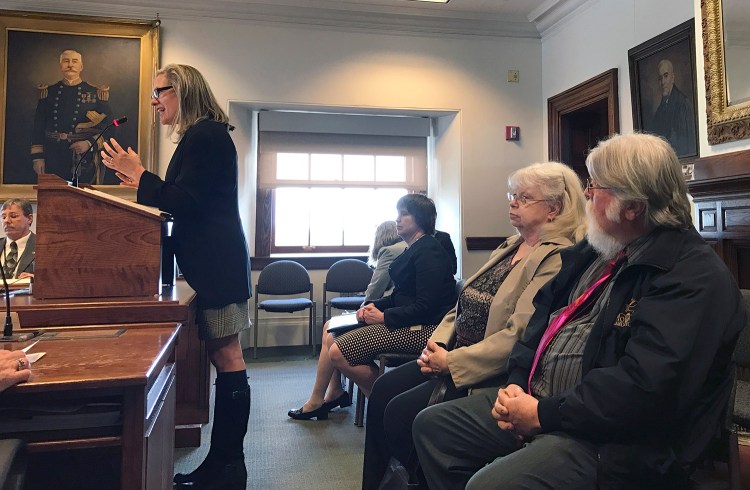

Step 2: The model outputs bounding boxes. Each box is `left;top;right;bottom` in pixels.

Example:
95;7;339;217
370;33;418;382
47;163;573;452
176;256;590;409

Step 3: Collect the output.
101;138;146;188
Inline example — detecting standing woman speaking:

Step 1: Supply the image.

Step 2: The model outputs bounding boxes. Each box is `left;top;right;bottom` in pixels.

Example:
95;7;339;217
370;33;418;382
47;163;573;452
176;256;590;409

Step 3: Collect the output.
101;64;251;490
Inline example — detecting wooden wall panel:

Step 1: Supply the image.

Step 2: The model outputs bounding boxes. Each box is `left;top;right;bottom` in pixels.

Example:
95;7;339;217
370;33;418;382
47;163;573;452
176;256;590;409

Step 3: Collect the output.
689;149;750;289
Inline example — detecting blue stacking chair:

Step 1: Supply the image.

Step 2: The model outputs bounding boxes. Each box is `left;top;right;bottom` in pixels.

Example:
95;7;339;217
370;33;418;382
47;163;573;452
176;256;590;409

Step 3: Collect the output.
322;259;373;326
253;260;316;359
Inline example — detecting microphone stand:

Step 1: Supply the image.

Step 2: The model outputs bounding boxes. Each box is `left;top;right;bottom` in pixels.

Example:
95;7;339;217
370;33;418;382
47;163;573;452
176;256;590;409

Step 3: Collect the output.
71;119;120;188
0;253;39;342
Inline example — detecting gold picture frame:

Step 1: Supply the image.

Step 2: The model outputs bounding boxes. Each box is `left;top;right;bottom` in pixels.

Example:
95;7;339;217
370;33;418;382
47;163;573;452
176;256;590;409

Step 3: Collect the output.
702;0;750;144
0;10;159;200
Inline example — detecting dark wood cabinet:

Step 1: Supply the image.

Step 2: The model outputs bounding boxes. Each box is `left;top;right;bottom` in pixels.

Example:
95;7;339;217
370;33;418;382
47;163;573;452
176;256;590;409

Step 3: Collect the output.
12;279;208;448
689;149;750;288
1;326;179;490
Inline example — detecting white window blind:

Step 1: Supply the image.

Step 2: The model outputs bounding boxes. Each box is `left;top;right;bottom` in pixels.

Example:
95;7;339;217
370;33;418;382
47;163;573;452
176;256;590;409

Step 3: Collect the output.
256;111;429;254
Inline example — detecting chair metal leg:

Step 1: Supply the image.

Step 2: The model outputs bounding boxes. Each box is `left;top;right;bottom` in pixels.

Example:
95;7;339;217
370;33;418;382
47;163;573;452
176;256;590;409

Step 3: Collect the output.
253;302;259;360
310;287;316;357
355;385;366;427
322;289;328;330
346;374;354;399
310;305;315;357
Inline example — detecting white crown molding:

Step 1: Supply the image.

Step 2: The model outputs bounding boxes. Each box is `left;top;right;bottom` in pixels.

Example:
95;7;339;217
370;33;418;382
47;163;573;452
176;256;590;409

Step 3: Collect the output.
0;0;542;39
528;0;598;38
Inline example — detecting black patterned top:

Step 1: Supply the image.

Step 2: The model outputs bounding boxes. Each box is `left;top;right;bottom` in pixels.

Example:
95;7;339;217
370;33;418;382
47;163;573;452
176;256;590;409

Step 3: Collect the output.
454;253;517;349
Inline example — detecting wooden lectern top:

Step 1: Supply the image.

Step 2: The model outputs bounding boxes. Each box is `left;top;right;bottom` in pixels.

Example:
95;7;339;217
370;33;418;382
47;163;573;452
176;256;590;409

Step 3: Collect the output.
34;175;165;300
1;324;179;392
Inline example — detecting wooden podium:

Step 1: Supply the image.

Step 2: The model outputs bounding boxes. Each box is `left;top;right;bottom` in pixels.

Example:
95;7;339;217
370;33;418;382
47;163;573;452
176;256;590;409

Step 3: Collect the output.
28;176;209;448
34;175;164;299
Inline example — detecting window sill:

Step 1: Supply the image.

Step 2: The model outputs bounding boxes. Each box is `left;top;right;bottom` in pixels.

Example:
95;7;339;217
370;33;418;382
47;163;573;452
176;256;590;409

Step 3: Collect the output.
251;254;368;271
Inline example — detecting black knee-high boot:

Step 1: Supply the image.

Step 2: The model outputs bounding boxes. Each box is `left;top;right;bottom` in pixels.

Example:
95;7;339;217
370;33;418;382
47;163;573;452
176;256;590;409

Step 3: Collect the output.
174;370;250;489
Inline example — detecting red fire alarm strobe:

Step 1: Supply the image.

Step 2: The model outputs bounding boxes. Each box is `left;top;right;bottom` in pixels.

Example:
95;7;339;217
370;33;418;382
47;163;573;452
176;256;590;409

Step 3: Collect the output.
506;126;520;141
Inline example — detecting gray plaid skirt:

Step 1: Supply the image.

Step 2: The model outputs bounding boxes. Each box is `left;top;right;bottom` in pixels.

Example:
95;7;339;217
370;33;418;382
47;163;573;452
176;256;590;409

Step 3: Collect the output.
197;300;250;340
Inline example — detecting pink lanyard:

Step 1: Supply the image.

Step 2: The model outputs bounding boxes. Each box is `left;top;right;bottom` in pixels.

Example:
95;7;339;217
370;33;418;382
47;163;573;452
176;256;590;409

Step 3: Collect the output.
527;253;625;393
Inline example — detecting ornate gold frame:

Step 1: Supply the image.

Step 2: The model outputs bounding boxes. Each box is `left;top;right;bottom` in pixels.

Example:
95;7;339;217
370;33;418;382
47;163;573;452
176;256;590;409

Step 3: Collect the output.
0;10;159;201
702;0;750;144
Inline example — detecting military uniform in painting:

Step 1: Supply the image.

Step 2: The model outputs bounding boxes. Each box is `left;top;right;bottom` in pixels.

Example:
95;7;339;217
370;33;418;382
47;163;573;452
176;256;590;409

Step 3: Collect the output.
30;80;113;184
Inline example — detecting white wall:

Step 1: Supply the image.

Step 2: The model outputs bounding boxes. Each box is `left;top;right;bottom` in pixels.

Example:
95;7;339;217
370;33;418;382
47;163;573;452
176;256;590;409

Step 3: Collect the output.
541;0;750;158
157;19;543;267
154;18;543;346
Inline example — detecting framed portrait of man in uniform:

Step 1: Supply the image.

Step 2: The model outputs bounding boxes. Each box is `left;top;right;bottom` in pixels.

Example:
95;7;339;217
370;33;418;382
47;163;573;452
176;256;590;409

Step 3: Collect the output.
0;11;158;199
628;19;699;161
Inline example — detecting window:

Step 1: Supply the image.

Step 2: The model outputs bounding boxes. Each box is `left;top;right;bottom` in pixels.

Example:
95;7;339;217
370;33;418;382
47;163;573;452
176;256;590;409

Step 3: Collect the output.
256;112;429;256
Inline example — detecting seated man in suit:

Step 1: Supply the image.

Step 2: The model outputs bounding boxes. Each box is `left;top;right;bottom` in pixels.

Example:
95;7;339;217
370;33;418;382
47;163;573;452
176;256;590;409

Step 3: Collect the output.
413;133;746;489
1;199;35;279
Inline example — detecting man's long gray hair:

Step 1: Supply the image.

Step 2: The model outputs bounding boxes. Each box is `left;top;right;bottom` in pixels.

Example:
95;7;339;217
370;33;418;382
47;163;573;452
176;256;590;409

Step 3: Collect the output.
586;133;692;229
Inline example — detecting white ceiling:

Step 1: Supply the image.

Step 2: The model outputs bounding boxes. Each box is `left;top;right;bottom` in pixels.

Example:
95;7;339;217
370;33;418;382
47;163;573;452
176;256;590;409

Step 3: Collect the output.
1;0;594;38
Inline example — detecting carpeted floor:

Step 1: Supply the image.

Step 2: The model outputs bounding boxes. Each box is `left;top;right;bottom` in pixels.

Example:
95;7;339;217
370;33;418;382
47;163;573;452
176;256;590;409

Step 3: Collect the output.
173;347;734;489
174;347;365;489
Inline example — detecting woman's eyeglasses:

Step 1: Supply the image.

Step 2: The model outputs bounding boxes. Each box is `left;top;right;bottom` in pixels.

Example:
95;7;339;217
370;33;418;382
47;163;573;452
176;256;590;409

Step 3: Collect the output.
151;85;174;99
507;193;546;206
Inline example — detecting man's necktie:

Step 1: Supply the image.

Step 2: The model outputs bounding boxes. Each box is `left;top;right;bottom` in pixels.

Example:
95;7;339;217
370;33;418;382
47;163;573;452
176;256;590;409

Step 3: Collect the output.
5;241;17;278
526;251;627;392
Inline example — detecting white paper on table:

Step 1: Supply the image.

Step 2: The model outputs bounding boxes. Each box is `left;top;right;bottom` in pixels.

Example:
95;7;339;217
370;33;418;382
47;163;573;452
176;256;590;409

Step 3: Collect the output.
26;352;45;364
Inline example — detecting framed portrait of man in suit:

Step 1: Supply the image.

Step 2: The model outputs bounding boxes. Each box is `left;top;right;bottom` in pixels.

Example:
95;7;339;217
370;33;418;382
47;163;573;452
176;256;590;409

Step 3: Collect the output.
628;19;699;161
0;10;159;200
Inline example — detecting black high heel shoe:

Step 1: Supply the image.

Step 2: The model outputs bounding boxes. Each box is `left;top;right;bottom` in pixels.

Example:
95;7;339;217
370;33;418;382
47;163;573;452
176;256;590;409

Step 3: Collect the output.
287;404;329;420
322;391;352;411
174;458;247;489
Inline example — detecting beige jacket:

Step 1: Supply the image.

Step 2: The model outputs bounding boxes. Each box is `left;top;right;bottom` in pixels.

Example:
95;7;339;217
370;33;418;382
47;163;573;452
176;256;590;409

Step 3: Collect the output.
430;234;573;390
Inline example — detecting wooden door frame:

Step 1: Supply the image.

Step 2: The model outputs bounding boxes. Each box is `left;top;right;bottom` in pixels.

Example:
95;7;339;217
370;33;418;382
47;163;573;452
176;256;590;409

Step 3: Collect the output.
548;69;620;162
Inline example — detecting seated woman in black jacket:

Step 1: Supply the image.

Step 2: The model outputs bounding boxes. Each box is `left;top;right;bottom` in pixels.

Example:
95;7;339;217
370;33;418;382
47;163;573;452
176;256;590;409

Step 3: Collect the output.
289;194;457;420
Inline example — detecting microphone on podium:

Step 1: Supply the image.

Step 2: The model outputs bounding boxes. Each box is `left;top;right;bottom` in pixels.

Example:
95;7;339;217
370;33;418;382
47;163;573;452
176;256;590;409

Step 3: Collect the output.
0;253;39;342
71;116;128;188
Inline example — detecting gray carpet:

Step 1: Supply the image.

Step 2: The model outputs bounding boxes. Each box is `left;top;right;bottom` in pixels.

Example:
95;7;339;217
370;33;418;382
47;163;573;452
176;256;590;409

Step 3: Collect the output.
174;348;734;489
175;350;365;489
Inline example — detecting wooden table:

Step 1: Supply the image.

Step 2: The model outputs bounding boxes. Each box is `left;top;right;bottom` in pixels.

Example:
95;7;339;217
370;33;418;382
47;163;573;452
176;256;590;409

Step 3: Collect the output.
0;324;180;490
10;279;209;448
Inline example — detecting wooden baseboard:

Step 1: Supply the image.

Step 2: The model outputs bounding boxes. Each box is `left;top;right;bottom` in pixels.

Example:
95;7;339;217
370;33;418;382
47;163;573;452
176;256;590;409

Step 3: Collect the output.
175;424;202;448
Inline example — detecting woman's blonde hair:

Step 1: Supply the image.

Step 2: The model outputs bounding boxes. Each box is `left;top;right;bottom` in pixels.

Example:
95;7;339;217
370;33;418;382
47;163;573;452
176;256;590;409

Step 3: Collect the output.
508;161;587;242
368;221;403;265
156;64;229;138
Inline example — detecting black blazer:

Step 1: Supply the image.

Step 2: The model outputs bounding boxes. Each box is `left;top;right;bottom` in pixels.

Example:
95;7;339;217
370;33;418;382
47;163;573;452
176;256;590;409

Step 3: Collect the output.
138;119;251;308
434;230;457;275
371;234;457;328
